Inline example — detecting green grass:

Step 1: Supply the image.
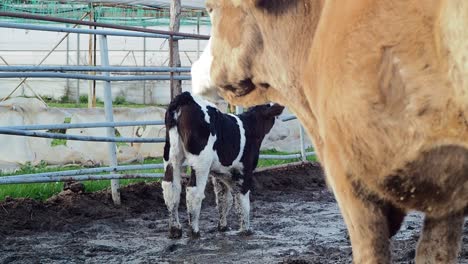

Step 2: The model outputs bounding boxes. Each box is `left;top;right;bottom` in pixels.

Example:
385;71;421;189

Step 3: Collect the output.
0;150;316;201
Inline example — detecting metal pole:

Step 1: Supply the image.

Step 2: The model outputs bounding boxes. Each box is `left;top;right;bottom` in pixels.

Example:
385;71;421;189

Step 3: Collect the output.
143;25;146;105
66;24;70;98
169;36;174;99
76;32;80;104
99;34;121;205
299;125;307;161
88;4;95;108
197;13;200;58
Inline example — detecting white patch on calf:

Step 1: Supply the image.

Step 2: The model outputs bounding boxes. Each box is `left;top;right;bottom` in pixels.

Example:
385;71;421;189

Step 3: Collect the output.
229;114;246;165
184;133;217;233
162;127;184;230
235;191;251;232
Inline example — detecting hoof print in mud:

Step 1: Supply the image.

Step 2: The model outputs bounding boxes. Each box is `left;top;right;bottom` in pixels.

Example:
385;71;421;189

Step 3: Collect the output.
189;229;201;239
168;227;182;239
238;229;254;237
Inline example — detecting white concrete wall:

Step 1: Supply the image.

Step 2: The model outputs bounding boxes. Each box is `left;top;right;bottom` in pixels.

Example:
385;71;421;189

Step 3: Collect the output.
0;98;312;173
0;24;210;105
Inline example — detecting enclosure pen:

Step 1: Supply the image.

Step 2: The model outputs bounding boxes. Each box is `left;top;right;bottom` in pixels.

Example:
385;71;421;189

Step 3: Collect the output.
0;4;313;205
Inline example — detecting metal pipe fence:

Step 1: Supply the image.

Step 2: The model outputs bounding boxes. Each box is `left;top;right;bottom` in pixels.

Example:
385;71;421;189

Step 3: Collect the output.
0;72;191;81
0;13;314;204
0;66;191;72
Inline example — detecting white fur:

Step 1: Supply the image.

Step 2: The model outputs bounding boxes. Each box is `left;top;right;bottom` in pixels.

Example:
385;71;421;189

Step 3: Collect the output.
162;127;184;231
191;38;221;102
237;191;251;232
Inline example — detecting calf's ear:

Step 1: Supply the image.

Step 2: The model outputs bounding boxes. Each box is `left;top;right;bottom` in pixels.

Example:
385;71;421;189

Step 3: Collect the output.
263;103;285;117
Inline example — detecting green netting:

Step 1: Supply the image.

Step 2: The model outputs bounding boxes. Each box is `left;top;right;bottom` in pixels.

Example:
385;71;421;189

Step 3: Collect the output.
0;0;211;26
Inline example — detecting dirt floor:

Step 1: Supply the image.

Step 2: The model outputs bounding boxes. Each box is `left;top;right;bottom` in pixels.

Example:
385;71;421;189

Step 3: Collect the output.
0;162;466;264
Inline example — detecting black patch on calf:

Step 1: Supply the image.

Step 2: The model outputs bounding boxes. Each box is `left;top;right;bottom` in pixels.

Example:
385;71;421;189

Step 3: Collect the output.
208;106;241;167
167;92;210;156
165;91;210;156
164;164;174;182
163;127;170;161
255;0;299;16
188;167;197;187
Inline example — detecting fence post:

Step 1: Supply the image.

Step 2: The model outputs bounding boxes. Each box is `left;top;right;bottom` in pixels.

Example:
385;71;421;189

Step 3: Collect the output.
299;124;306;161
99;34;121;205
76;32;80;104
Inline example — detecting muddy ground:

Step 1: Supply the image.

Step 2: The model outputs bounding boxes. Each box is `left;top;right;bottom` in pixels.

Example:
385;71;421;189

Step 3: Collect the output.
0;162;466;264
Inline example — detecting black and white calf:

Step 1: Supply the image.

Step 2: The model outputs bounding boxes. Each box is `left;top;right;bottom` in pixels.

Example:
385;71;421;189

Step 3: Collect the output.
162;92;284;239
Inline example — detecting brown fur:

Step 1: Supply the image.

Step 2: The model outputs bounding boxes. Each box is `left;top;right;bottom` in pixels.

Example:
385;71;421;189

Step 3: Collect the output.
204;0;468;263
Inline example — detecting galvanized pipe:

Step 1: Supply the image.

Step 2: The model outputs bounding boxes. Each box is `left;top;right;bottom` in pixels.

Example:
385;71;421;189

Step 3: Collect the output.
0;173;164;185
0;12;210;40
7;164;164;180
0;22;186;40
0;128;165;143
2;120;164;131
0;72;191;81
0;65;191;72
100;34;120;205
259;152;315;160
299;125;307;161
281;115;297;122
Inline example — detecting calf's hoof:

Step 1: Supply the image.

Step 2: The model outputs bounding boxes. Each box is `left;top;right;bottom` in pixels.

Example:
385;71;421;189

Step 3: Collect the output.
238;229;254;237
189;228;201;239
168;226;182;239
217;224;230;232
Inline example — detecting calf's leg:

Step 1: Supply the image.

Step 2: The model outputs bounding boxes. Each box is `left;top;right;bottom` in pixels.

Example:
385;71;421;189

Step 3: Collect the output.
415;212;464;264
233;174;253;235
161;128;184;239
161;163;183;239
186;166;210;238
212;177;233;232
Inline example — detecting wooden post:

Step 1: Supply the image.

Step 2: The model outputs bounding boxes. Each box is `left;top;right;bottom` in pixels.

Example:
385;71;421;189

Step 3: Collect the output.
169;0;182;100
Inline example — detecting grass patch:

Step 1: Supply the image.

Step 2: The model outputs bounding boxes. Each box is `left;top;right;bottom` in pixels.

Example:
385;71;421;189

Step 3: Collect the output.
0;150;316;201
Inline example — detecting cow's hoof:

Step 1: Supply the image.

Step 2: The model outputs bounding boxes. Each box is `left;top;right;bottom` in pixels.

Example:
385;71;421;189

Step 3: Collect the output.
217;224;230;232
189;228;201;239
238;229;254;237
168;227;182;239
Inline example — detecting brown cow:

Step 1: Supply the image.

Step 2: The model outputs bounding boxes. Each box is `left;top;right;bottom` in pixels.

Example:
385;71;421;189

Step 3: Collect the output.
191;1;468;263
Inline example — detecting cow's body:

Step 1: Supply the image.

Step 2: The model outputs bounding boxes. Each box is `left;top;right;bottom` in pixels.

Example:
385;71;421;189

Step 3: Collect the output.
192;1;468;263
162;92;283;238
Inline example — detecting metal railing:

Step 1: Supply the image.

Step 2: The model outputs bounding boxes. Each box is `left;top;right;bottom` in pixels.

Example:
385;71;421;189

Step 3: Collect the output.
0;12;314;205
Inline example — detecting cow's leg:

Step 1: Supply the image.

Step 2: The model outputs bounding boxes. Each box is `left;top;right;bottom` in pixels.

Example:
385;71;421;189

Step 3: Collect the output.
161;128;184;239
186;166;210;238
415;212;464;264
325;161;405;264
211;176;233;232
233;172;253;236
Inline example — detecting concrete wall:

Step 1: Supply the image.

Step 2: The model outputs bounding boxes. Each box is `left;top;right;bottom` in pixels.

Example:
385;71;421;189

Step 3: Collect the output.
0;98;312;173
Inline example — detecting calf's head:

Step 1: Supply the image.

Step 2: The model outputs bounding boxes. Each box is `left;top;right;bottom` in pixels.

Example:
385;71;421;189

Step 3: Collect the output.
242;103;285;138
191;0;323;107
